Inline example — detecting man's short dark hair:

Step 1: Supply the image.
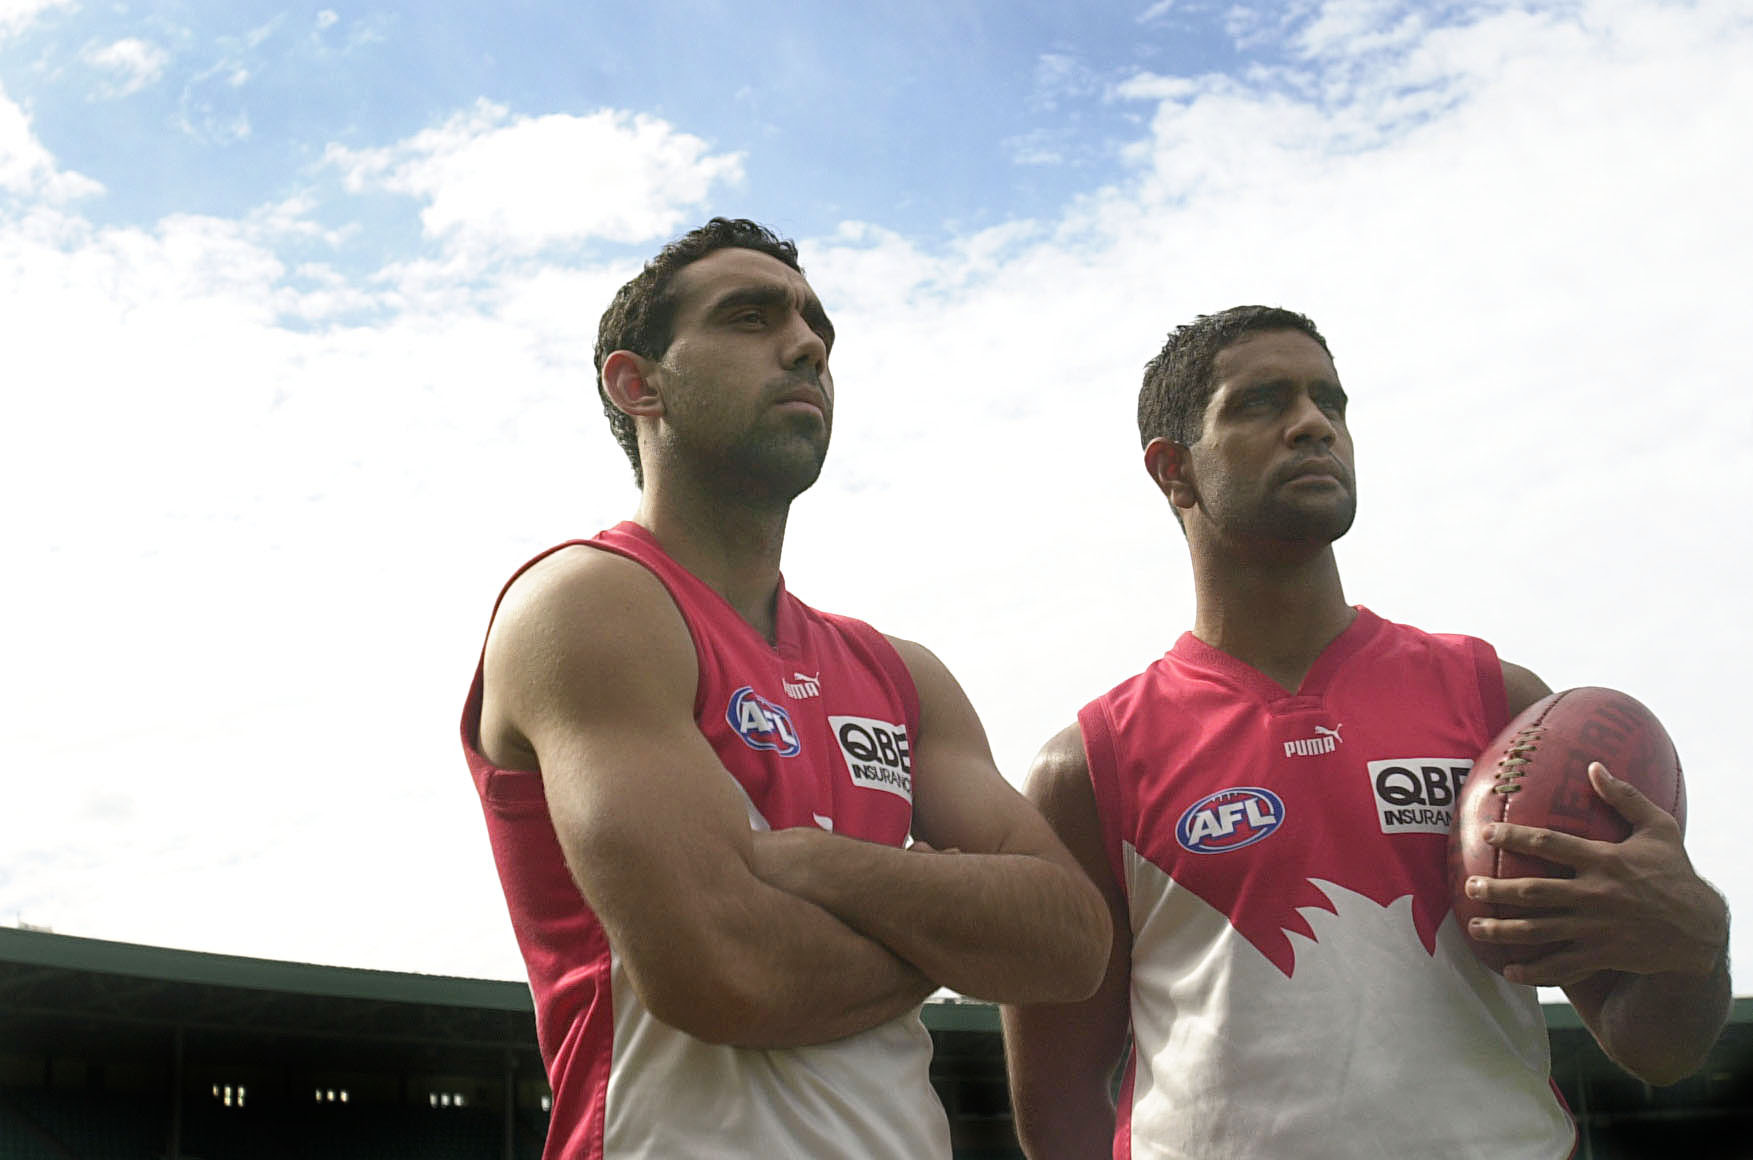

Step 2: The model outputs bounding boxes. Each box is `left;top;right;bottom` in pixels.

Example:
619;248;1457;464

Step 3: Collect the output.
592;218;803;487
1137;306;1333;449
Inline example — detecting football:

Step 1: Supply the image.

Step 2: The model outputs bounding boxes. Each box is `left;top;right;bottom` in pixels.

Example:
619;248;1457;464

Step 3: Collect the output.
1449;686;1685;973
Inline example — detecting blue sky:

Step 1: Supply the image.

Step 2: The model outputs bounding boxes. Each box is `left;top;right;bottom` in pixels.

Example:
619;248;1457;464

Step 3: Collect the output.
5;1;1246;252
4;0;1751;993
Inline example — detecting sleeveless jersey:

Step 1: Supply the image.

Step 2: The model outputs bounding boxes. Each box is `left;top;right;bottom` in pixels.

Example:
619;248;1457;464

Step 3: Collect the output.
460;522;952;1160
1080;608;1575;1160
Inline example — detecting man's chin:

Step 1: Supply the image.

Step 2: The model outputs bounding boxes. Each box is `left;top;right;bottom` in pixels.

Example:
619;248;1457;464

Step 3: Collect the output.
1258;498;1356;545
731;444;829;505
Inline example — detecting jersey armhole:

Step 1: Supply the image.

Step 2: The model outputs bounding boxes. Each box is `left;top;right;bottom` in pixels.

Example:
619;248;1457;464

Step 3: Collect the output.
1076;699;1131;897
866;630;923;742
1470;636;1509;738
571;534;715;721
459;538;594;766
824;613;923;742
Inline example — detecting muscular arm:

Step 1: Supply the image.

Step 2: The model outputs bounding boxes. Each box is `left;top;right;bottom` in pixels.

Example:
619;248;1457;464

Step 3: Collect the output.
747;640;1111;1004
479;548;931;1049
1000;725;1131;1160
1463;662;1732;1085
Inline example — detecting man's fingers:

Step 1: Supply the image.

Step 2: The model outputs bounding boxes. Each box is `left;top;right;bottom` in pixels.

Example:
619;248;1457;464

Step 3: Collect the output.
1467;913;1594;945
1467;915;1554;946
1483;821;1598;868
1465;873;1581;909
1588;762;1667;831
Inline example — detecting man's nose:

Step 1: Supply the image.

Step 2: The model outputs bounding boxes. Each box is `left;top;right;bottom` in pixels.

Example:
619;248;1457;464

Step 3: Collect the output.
1285;391;1336;445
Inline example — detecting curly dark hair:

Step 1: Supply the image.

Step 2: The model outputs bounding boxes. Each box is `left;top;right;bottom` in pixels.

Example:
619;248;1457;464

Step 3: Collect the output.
1137;306;1333;449
593;218;804;487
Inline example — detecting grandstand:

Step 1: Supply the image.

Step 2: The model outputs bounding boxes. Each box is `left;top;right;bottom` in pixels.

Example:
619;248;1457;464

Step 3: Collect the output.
1;926;1747;1158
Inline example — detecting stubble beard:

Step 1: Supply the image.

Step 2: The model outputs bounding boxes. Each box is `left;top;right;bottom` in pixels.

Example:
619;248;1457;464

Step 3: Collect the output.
667;376;832;508
1207;473;1359;554
720;421;830;505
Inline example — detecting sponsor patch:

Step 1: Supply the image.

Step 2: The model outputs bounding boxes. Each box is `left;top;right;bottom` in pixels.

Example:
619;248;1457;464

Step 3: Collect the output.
1366;758;1472;834
830;714;912;802
1176;787;1285;854
726;686;801;757
783;671;821;699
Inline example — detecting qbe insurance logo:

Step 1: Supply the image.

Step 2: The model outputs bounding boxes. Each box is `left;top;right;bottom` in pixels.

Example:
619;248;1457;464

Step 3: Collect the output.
830;715;912;802
1366;759;1472;835
726;687;801;757
1176;787;1285;854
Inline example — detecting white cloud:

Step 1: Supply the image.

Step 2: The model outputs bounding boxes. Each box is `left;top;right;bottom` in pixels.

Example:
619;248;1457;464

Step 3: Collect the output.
325;101;746;256
1294;0;1423;58
243;14;283;50
316;9;339;32
0;0;74;40
177;59;254;144
1030;51;1106;113
0;83;102;198
83;37;169;97
1005;131;1067;166
0;196;630;975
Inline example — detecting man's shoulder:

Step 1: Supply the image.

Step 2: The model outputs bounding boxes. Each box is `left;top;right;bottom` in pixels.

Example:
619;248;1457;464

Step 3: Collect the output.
1083;647;1194;713
492;541;665;635
484;541;691;704
473;541;688;772
1356;605;1495;652
1335;608;1504;689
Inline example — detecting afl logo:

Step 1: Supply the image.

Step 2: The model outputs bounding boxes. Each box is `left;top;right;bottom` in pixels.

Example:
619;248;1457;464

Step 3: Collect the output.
726;686;801;757
1176;787;1286;854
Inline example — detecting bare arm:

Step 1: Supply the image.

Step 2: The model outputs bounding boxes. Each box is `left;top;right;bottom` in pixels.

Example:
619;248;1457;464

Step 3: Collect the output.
747;639;1111;1003
1462;662;1732;1085
1000;724;1131;1160
479;548;931;1048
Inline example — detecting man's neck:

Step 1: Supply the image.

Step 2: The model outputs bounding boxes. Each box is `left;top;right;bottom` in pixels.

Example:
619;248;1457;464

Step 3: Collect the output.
633;478;790;643
1189;545;1355;693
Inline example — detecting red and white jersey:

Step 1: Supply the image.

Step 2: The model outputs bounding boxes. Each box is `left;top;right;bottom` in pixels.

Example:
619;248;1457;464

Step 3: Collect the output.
461;522;951;1159
1080;608;1574;1160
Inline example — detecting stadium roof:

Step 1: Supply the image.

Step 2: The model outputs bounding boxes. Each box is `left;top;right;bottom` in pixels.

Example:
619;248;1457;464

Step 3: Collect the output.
0;927;540;1076
3;924;1748;1095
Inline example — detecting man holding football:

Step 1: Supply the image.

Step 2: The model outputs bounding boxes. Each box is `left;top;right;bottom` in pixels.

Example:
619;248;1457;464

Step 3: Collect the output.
1001;305;1731;1159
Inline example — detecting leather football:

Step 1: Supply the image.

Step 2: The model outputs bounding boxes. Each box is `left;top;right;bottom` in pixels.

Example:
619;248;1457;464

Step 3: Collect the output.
1449;686;1685;973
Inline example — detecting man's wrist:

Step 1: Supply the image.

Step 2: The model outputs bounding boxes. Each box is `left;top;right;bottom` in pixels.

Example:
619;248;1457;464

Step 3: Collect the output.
748;825;846;899
1683;883;1731;978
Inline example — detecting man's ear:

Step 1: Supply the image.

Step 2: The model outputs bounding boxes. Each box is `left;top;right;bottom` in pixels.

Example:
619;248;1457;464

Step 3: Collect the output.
1144;436;1198;512
601;350;664;419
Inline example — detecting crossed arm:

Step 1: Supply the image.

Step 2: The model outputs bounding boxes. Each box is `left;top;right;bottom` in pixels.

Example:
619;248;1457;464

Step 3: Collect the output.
478;547;1109;1049
1462;662;1732;1085
750;637;1112;1003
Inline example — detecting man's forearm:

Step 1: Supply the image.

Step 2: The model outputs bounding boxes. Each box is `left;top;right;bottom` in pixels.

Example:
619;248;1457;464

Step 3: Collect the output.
638;873;937;1049
1003;1010;1121;1160
1591;952;1732;1086
751;829;1109;1002
1014;1095;1116;1160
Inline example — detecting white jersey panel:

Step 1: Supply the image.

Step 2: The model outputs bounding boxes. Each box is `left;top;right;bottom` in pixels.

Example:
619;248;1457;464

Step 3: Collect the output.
1124;844;1573;1160
603;949;951;1159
